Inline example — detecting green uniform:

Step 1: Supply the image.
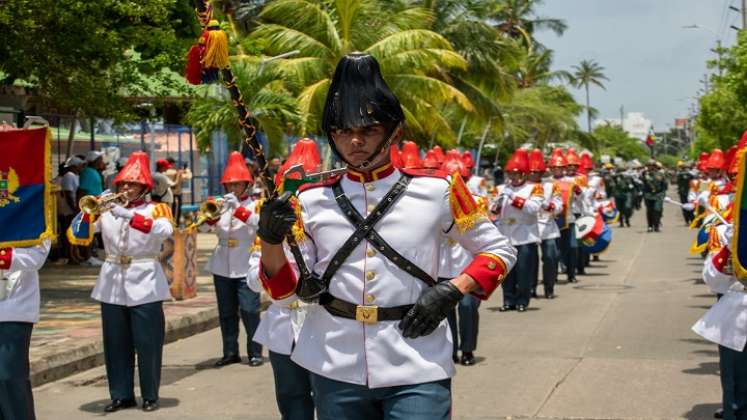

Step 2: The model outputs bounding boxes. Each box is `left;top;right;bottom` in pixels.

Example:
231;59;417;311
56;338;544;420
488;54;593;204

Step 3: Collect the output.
642;169;668;231
613;173;635;227
675;169;694;224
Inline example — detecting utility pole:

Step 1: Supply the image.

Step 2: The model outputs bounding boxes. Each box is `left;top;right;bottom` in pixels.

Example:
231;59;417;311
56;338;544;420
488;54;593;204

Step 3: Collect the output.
743;0;747;30
619;105;624;129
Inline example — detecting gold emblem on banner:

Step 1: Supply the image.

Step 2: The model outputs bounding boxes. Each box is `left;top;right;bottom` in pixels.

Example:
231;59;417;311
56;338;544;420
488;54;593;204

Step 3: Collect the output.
0;168;20;207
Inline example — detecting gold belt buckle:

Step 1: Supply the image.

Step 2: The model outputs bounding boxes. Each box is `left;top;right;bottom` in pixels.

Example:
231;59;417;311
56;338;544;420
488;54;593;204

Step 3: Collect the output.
227;239;238;248
288;301;299;310
355;305;378;324
119;256;132;265
503;218;516;226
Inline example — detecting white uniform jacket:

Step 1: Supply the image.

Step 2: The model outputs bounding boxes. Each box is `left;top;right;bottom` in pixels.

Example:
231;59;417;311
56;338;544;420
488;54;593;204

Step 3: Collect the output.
466;175;488;196
202;197;259;278
537;181;564;240
259;166;516;388
493;182;543;246
0;240;51;323
692;242;747;352
90;202;174;306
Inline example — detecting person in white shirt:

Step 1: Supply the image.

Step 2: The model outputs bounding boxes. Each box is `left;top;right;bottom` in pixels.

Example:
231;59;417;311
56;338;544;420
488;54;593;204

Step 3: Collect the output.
0;240;50;420
68;152;174;413
199;152;264;367
257;54;516;420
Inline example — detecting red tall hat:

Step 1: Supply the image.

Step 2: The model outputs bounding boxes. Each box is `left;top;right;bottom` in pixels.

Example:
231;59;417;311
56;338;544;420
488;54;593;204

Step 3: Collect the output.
390;144;403;169
547;148;567;168
706;148;725;170
400;141;423;169
221;151;254;185
423;150;440;169
697;152;710;172
505;148;529;173
432;146;445;164
441;150;470;178
462;151;475;169
565;148;580;166
528;148;546;172
275;138;321;185
113;151;153;191
579;151;593;174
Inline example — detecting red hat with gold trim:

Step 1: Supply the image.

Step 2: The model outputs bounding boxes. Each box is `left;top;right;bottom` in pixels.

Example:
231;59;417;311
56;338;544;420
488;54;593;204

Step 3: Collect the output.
697;152;709;172
706;148;725;170
462;151;475;169
400;141;423;169
275;138;320;186
423;150;440;169
547;148;567;168
432;145;445;164
441;150;470;178
565;148;580;166
221;151;254;185
580;151;593;171
528;148;546;172
505;148;529;174
113;151;153;191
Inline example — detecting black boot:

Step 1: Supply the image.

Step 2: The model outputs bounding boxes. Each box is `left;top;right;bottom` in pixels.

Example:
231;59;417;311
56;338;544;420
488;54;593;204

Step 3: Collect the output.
104;399;137;413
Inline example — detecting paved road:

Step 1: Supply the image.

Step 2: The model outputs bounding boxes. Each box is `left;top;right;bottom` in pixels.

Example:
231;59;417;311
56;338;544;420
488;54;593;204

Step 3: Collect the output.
34;202;722;419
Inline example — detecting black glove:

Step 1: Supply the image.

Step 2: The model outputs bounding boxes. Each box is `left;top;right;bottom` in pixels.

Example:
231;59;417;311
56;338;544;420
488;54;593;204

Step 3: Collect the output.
257;191;297;245
398;281;463;339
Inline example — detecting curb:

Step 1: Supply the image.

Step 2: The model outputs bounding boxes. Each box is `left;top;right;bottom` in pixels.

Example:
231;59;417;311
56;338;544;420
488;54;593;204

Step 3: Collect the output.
30;306;220;387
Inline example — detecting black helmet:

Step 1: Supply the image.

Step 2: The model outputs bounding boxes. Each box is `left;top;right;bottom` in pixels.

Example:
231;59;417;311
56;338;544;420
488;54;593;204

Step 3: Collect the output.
322;53;405;169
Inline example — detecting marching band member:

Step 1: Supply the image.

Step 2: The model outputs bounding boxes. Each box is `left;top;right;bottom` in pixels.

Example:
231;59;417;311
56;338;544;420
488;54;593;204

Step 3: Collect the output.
69;152;173;413
463;151;488;197
528;149;563;299
257;53;516;419
493;148;542;312
564;149;589;276
200;152;264;367
548;149;577;283
441;151;483;366
0;240;50;420
252;139;320;420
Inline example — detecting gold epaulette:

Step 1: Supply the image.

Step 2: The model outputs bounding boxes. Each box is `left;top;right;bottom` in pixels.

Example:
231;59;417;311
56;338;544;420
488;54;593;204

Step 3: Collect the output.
531;183;544;196
449;172;486;232
289;196;306;243
152;202;175;225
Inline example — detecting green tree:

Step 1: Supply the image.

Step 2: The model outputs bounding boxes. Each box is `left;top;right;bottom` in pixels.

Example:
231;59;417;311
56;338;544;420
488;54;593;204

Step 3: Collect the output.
488;0;567;47
591;124;649;161
249;0;473;143
0;0;200;118
571;59;608;133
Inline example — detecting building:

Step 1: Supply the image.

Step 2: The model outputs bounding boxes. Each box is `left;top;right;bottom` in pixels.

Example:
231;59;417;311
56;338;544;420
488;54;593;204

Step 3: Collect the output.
594;112;653;141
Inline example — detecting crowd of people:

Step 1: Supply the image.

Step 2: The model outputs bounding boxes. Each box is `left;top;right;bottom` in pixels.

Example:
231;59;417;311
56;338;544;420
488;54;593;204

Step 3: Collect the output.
1;52;743;420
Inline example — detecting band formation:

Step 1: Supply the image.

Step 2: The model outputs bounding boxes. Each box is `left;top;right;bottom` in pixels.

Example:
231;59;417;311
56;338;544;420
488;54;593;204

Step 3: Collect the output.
1;53;746;420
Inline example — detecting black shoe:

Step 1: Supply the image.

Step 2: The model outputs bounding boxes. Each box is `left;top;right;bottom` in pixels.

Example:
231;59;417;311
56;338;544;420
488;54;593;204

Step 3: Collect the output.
248;356;264;367
142;400;159;412
517;305;527;312
104;399;137;413
545;293;555;299
626;222;631;228
577;269;586;275
714;408;723;419
654;226;660;232
460;352;476;366
593;255;600;262
214;355;241;367
498;305;516;312
452;353;459;363
531;290;538;298
647;226;653;232
568;277;577;283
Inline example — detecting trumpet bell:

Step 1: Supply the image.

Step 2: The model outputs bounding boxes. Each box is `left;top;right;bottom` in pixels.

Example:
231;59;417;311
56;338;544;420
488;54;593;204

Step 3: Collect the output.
79;192;129;215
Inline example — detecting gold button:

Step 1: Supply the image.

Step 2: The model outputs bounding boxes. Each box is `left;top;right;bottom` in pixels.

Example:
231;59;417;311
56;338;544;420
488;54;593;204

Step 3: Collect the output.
487;261;497;270
0;261;5;266
366;271;375;281
0;250;5;256
366;294;375;303
367;204;375;213
366;184;375;192
367;249;376;258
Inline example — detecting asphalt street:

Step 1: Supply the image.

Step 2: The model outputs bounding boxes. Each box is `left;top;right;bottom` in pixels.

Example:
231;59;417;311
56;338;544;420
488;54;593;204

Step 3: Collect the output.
34;201;721;419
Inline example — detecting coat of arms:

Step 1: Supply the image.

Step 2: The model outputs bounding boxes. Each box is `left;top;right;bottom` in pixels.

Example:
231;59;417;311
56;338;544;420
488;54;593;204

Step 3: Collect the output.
0;168;20;207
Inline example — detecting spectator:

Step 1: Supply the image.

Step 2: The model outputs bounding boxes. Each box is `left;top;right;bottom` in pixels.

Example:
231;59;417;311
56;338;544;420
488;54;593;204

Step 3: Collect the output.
152;159;175;206
164;157;191;225
79;151;105;197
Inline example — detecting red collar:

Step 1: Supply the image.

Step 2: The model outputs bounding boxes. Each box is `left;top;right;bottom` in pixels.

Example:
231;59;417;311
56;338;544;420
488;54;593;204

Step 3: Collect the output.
346;163;395;183
126;199;145;208
239;194;250;201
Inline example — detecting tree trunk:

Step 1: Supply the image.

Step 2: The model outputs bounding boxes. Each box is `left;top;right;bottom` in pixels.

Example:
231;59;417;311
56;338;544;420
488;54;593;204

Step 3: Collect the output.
585;84;591;133
65;112;78;160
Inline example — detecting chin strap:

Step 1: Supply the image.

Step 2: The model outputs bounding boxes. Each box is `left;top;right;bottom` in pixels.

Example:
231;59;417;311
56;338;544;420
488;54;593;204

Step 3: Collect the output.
346;123;403;171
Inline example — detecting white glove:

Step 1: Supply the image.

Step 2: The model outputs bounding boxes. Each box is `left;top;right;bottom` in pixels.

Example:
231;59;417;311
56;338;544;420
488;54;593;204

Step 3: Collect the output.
110;205;134;220
682;203;694;211
223;193;240;209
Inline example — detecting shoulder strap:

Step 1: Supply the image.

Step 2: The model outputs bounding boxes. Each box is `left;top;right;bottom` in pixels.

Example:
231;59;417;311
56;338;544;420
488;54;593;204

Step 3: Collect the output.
321;174;436;288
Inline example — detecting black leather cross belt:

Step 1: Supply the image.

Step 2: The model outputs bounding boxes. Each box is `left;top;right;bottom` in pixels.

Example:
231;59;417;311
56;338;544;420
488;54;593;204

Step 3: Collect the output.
319;293;412;324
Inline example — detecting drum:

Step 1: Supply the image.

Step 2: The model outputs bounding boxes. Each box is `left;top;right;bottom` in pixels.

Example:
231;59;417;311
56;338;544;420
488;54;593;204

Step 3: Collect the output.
575;215;603;245
690;224;710;255
599;200;619;224
584;223;612;254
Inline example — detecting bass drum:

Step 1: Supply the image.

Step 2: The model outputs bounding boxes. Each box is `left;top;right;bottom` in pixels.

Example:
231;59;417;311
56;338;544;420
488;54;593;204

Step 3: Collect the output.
584;223;612;254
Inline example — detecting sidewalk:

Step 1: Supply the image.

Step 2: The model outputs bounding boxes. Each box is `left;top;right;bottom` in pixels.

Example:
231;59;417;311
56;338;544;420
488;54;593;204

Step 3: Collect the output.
30;233;225;386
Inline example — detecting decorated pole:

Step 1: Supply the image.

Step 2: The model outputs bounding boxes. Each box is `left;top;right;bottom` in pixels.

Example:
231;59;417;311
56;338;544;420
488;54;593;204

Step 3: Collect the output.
186;0;275;193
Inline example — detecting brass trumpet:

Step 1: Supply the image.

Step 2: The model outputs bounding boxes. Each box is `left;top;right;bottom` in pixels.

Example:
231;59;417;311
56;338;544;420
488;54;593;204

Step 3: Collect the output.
188;198;225;230
79;192;129;215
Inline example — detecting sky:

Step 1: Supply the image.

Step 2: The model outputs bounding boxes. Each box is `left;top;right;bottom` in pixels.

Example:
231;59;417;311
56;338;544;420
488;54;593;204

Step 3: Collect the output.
536;0;741;130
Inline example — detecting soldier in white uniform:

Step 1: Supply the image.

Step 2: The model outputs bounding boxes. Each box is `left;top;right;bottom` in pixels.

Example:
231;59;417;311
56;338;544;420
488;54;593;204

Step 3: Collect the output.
527;149;563;299
69;152;174;413
564;149;589;277
256;53;516;420
493;148;543;312
200;151;263;367
0;240;50;420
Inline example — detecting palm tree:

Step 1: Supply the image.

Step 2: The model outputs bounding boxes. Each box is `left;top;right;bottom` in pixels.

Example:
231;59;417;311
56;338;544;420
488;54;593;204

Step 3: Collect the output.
249;0;474;144
512;47;572;88
488;0;567;47
571;59;608;133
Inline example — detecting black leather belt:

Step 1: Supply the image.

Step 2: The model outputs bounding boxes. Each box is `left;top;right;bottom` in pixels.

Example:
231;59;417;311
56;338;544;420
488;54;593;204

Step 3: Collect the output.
320;293;412;324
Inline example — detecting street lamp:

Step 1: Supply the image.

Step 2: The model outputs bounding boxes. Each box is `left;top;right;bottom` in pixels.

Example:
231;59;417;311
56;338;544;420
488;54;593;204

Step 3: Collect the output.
682;24;723;77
